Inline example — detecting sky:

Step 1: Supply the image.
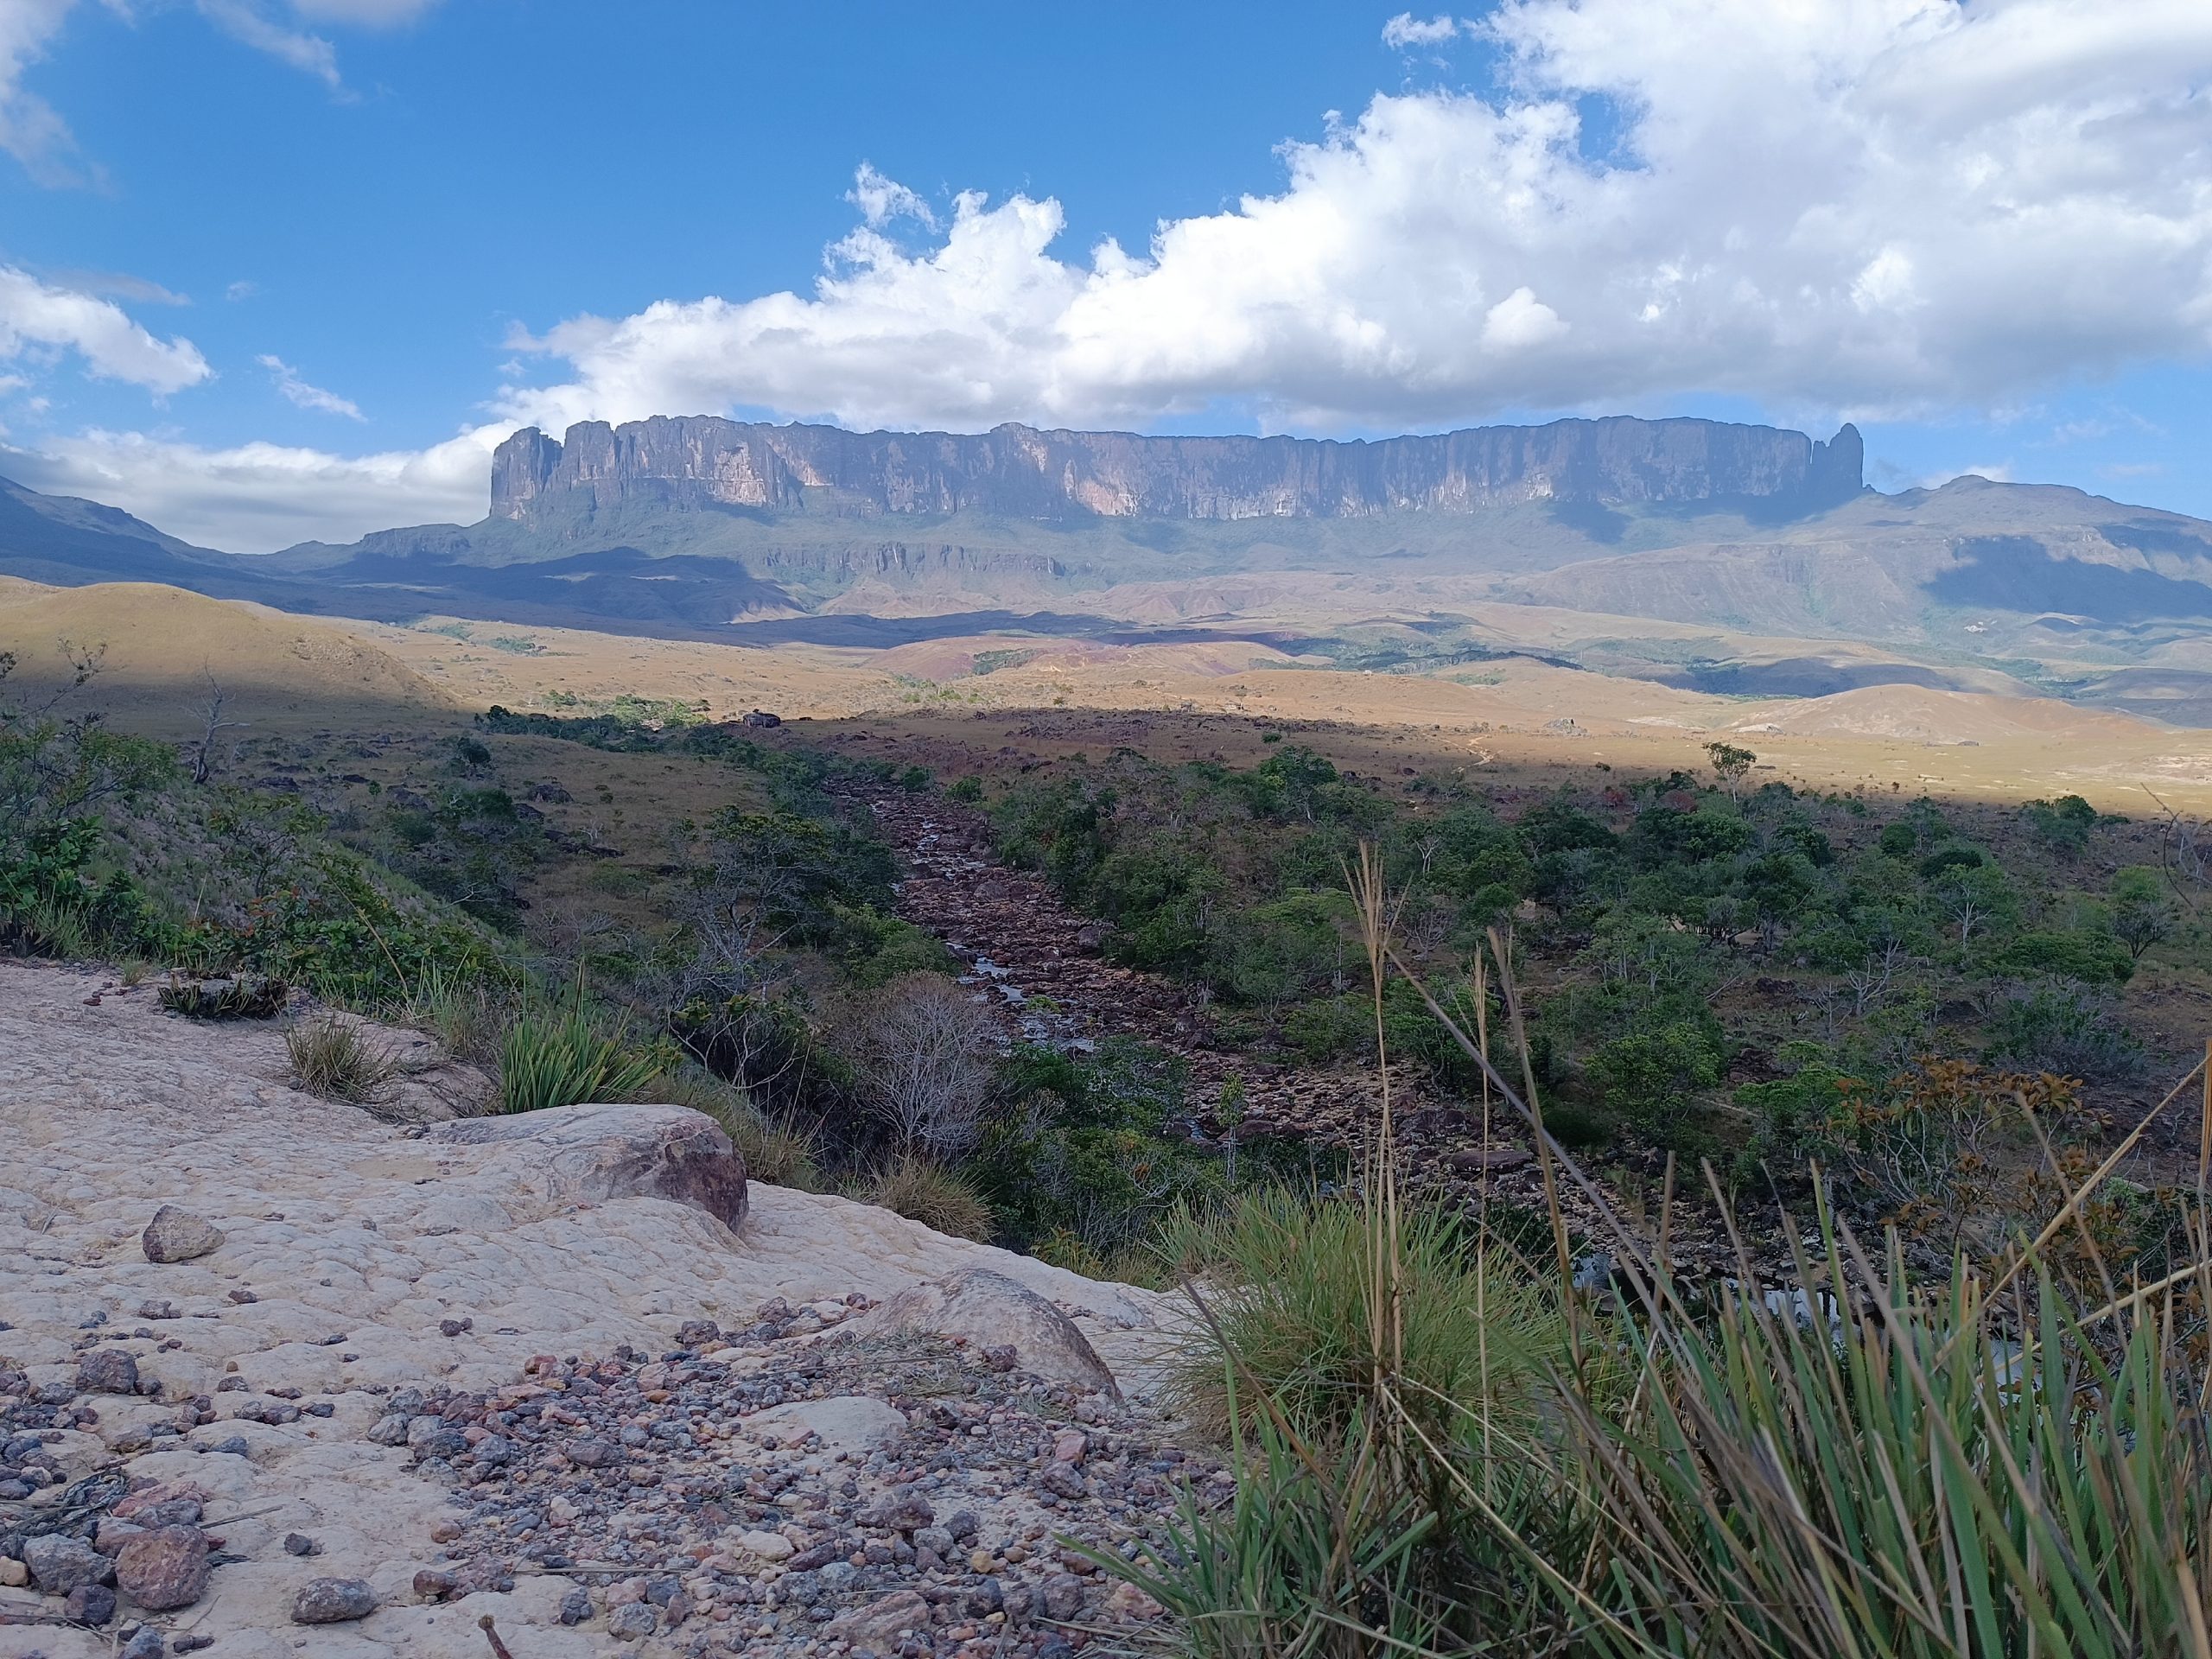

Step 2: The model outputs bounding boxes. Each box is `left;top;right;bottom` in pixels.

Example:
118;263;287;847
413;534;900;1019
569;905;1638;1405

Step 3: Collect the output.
0;0;2208;553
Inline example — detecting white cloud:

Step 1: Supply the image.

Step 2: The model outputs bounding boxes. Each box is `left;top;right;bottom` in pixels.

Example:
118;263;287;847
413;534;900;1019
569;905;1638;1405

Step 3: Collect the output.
0;0;91;186
1382;14;1465;49
3;425;503;552
257;353;364;419
196;0;340;88
0;265;211;394
494;0;2212;436
849;162;937;229
226;279;260;302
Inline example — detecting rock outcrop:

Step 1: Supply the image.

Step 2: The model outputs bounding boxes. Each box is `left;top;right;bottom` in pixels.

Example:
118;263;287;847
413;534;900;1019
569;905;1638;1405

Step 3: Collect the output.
424;1101;750;1233
0;958;1174;1657
491;414;1866;524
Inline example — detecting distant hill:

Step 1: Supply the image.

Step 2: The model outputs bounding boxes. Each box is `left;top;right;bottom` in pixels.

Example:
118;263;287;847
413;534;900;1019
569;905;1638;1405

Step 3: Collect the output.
5;410;2212;725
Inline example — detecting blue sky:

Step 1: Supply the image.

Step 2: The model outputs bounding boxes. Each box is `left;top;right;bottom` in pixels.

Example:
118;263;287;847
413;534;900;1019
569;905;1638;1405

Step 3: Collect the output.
0;0;2208;550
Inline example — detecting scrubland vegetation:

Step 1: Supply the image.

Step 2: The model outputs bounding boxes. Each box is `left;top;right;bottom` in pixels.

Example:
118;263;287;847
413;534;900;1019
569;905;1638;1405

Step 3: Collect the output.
9;654;2212;1651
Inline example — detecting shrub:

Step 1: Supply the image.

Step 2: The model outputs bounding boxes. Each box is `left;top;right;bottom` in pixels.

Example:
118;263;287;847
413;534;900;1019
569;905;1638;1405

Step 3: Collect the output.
857;1154;995;1242
1984;979;2145;1080
286;1014;397;1103
498;1005;662;1114
158;975;289;1020
836;972;995;1159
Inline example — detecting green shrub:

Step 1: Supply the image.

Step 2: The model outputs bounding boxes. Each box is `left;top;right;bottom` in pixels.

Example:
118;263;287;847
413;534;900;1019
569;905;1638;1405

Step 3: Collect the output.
286;1014;397;1103
498;1005;662;1114
158;975;289;1020
1983;980;2145;1079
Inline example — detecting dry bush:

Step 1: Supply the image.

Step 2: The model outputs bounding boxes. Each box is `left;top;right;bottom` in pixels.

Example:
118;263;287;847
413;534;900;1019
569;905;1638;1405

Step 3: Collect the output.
651;1065;823;1191
837;972;995;1159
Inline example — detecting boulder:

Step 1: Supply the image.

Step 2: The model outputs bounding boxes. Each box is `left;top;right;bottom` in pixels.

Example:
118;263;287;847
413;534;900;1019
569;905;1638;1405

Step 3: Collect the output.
114;1525;211;1611
426;1103;747;1231
875;1268;1116;1393
141;1205;224;1263
24;1532;111;1595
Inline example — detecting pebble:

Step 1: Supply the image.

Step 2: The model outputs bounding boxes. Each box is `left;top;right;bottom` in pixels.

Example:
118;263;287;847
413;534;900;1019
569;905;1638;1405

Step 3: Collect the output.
79;1347;142;1395
366;1330;1209;1658
24;1531;111;1595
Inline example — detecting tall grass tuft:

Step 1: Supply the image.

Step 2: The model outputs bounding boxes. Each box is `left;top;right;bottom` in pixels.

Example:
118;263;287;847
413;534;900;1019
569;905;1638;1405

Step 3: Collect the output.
286;1013;397;1103
397;961;506;1065
858;1153;996;1243
497;1004;661;1115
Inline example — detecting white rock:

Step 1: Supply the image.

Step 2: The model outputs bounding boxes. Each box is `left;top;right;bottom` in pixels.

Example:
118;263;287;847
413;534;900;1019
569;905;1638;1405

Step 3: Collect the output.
735;1529;794;1561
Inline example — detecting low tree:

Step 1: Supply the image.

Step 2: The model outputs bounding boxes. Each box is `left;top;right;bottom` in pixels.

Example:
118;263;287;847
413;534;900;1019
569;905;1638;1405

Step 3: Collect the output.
1705;741;1756;802
2111;865;2177;961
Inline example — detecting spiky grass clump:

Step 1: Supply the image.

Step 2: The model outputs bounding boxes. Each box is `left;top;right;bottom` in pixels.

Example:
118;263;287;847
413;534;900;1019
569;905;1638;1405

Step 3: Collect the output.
397;962;506;1065
650;1065;824;1190
286;1014;397;1103
497;1006;660;1115
159;974;289;1020
858;1154;995;1243
1154;1186;1577;1449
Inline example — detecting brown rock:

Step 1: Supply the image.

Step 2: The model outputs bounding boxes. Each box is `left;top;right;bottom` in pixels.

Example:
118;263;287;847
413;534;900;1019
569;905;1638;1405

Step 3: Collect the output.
876;1268;1117;1393
822;1588;931;1655
114;1525;211;1611
425;1103;747;1231
141;1205;224;1263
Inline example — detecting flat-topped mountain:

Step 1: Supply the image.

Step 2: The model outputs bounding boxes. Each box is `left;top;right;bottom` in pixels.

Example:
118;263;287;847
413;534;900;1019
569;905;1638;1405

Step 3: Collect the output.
491;415;1866;524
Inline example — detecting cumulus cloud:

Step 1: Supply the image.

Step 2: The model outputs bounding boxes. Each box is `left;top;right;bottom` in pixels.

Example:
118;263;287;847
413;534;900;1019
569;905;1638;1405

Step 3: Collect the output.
4;425;501;552
496;0;2212;437
257;353;364;419
0;265;211;394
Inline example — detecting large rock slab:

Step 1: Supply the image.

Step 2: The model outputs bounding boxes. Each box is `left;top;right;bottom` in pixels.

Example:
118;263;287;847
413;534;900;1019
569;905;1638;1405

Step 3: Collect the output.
875;1268;1117;1393
427;1103;747;1231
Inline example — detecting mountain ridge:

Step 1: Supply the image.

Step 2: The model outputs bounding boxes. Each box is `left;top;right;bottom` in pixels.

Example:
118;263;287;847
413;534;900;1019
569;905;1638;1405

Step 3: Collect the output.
490;413;1868;527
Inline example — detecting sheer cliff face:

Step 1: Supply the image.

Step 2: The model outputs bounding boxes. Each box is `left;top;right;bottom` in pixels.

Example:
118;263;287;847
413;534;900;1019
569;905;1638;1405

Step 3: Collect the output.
489;415;1865;524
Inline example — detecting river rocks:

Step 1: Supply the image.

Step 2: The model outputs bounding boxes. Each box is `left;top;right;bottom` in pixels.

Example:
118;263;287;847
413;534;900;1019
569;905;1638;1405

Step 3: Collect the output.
823;1588;931;1653
114;1525;211;1610
425;1102;749;1231
79;1346;141;1393
877;1268;1118;1392
25;1532;111;1594
0;1557;25;1587
608;1601;658;1639
736;1529;793;1560
141;1205;224;1263
292;1575;378;1623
